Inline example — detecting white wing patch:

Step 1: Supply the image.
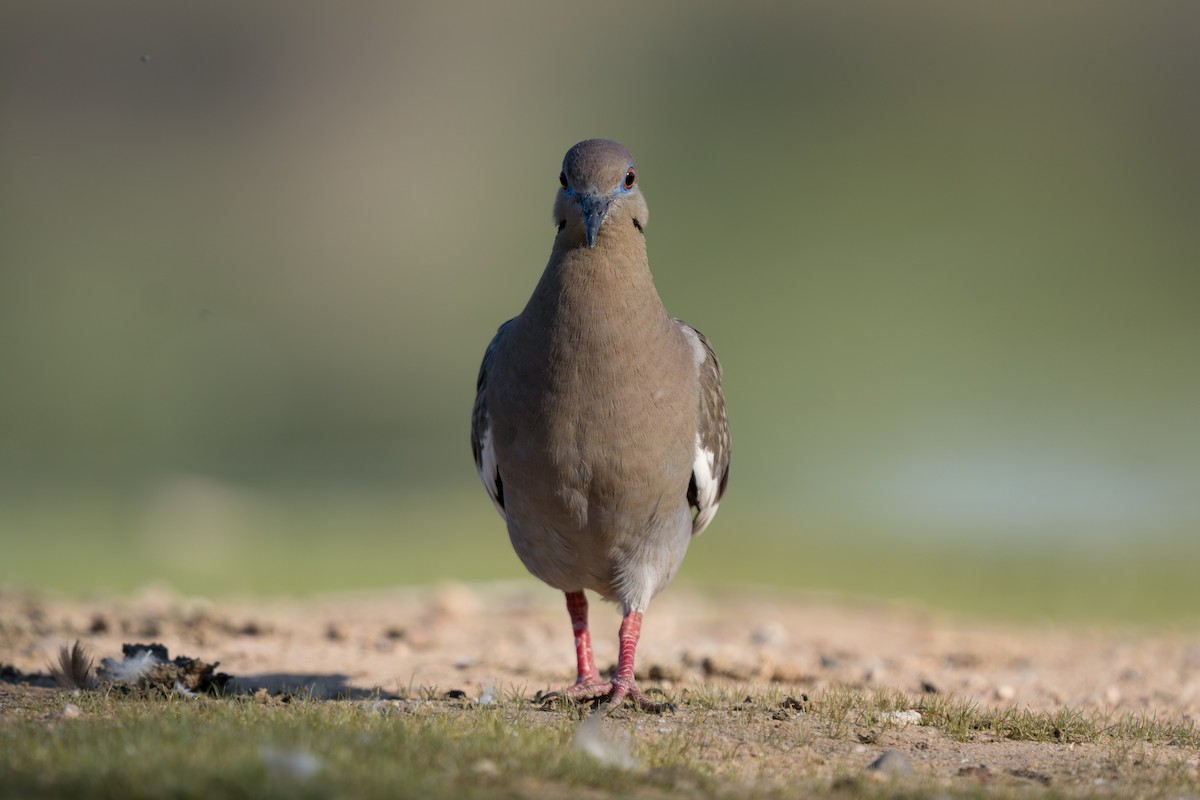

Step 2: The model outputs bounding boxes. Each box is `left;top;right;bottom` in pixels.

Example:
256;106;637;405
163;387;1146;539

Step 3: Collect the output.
691;431;720;535
477;427;505;520
680;325;708;366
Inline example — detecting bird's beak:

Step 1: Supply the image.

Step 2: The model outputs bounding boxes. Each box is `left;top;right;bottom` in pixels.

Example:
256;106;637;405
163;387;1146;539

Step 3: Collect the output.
578;193;610;249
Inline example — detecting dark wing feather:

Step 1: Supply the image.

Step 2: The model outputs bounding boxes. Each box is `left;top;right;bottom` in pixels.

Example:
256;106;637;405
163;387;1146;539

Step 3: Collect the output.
676;320;730;534
472;319;514;518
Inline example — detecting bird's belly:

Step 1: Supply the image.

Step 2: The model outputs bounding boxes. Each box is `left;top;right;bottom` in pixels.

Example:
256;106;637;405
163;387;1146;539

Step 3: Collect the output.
496;405;695;607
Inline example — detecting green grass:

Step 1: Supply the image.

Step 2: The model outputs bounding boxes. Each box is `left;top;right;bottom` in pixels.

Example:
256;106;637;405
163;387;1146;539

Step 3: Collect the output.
1;690;650;800
2;685;1197;799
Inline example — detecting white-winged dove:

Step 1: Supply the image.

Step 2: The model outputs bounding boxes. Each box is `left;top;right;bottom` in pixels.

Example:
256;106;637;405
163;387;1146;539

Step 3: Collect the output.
472;139;730;714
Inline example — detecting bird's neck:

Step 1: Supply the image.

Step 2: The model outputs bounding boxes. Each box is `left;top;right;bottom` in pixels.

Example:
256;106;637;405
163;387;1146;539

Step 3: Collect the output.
526;233;669;337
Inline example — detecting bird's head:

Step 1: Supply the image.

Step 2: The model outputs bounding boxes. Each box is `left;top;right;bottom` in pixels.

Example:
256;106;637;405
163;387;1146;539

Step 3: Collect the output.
554;139;648;249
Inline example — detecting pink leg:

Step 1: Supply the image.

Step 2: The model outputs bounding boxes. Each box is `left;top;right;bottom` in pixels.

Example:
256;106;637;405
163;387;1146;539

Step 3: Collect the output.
565;591;602;684
539;601;674;715
596;610;673;714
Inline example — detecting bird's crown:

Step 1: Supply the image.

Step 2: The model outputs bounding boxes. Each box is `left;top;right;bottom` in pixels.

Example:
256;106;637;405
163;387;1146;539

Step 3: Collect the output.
560;139;637;195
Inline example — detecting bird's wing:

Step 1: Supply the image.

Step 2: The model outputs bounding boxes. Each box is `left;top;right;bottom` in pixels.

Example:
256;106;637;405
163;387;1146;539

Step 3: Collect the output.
472;318;514;520
676;320;731;535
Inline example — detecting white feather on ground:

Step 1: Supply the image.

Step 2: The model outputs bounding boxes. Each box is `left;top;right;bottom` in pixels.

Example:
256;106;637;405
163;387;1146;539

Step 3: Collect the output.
571;714;638;771
100;649;161;683
261;747;322;781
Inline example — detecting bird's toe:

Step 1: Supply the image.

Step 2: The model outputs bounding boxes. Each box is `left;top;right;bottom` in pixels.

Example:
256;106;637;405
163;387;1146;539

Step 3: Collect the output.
538;679;675;715
535;680;614;709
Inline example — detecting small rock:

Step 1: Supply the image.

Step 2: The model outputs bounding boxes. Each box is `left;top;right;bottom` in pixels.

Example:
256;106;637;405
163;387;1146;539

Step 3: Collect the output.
324;623;345;642
383;626;406;641
995;685;1016;701
867;750;914;777
443;689;468;700
920;680;938;694
882;710;922;726
61;703;83;719
1103;686;1121;705
750;621;787;647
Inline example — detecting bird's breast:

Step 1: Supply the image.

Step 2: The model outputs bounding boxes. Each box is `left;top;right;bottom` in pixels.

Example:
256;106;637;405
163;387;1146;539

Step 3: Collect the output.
490;313;696;535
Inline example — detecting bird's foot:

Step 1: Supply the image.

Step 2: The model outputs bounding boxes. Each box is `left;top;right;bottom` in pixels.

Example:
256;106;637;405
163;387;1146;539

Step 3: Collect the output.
537;678;675;715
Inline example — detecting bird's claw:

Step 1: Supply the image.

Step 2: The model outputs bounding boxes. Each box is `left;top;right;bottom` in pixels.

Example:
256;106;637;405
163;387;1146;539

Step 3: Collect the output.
536;680;675;715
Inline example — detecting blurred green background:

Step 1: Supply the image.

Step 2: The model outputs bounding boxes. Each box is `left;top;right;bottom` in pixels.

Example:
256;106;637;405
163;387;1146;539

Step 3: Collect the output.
2;1;1197;620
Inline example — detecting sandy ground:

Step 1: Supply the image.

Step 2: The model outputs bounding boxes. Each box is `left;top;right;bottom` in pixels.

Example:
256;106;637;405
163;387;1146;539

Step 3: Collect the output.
2;578;1200;796
4;582;1199;715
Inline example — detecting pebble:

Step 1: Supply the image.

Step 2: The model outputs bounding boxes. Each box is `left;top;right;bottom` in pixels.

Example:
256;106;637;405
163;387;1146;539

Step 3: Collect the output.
995;685;1016;701
750;621;788;647
868;749;914;777
61;703;82;719
882;710;923;726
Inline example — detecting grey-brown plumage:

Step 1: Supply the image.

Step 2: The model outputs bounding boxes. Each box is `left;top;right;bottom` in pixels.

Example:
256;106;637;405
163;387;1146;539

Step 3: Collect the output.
472;139;730;713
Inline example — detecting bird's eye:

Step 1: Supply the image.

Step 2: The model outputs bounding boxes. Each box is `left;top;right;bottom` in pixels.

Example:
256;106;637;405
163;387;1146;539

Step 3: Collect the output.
559;171;568;189
624;168;636;189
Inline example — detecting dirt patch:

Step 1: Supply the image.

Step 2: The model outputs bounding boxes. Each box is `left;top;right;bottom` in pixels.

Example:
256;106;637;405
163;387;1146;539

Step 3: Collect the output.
3;583;1198;793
